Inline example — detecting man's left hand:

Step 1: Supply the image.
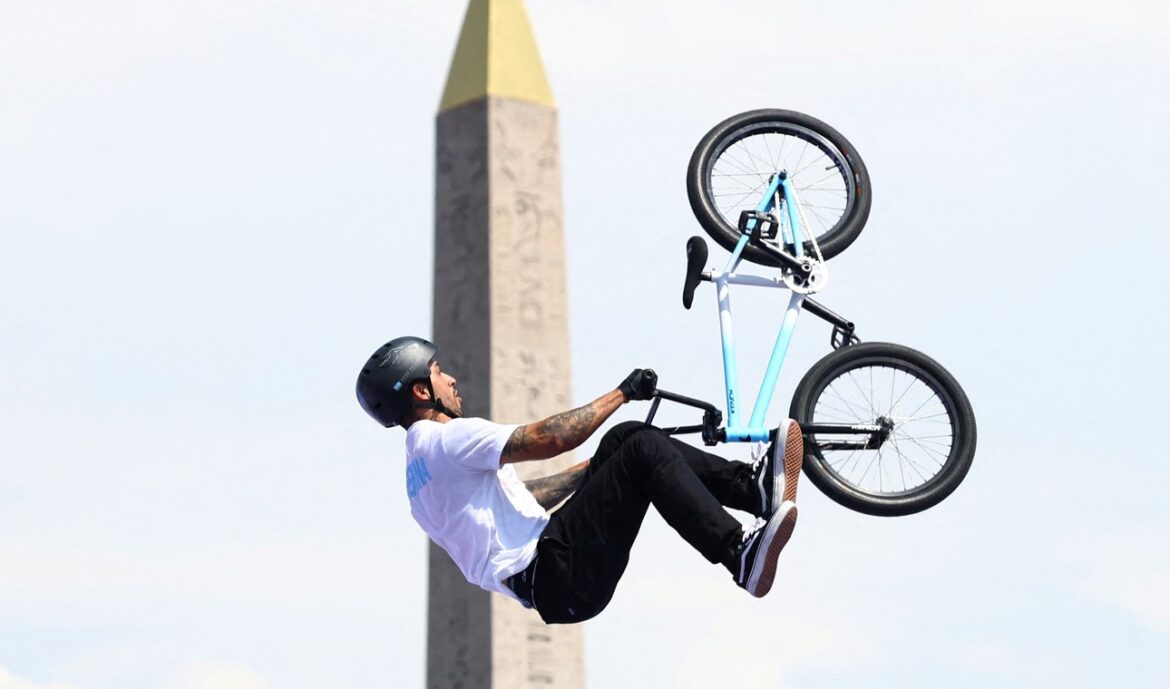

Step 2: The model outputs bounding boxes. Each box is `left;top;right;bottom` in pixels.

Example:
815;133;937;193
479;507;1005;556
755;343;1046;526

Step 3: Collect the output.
619;369;658;401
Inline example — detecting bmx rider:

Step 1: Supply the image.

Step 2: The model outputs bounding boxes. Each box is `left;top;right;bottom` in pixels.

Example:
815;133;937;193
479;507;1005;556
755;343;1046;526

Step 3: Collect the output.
356;336;804;624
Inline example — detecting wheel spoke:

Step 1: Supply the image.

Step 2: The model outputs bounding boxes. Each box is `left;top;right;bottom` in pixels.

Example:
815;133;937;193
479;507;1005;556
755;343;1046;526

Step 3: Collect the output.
711;158;765;182
858;447;880;486
888;372;921;416
894;431;949;467
827;447;860;471
903;393;941;423
717;148;764;179
825;382;870;420
792;151;832;179
869;366;876;417
814;401;859;420
712;175;767;194
888;434;917;488
714;184;771;208
715;179;773;213
763;132;778;173
846;370;878;418
795;169;846;191
895;410;951;422
791;141;810;179
884;367;893;411
897;445;935;484
737;140;781;176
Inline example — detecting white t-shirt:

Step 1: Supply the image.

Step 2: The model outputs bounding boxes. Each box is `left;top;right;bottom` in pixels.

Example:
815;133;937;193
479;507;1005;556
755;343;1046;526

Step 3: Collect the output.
404;417;549;601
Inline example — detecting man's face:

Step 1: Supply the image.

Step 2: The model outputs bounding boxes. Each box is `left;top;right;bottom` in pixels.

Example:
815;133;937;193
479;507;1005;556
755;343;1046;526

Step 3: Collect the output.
427;360;463;417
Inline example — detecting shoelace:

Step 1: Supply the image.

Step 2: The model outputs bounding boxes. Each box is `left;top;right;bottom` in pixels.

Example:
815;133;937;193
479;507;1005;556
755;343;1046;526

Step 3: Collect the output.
736;516;768;584
749;444;783;510
749;454;766;481
741;516;766;544
750;440;768;467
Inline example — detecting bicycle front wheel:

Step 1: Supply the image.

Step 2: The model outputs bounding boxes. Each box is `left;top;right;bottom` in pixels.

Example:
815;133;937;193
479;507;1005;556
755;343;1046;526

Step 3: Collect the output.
686;109;872;265
789;342;976;516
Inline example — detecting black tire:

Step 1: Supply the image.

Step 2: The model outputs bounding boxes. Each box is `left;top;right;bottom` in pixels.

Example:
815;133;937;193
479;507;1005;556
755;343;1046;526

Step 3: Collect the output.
686;109;872;266
789;342;976;516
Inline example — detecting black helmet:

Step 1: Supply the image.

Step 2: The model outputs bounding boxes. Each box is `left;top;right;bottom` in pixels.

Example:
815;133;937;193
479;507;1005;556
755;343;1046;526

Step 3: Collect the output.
356;336;439;427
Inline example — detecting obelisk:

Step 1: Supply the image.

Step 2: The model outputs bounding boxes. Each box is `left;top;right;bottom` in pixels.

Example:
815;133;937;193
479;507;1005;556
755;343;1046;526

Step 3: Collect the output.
429;2;586;688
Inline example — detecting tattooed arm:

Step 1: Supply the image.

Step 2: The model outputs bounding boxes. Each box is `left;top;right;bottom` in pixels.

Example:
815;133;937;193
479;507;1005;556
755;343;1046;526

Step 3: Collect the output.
500;389;626;464
522;460;590;510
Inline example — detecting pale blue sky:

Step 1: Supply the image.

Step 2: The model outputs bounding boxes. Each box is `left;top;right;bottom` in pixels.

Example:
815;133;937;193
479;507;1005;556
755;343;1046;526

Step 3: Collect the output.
2;1;1168;688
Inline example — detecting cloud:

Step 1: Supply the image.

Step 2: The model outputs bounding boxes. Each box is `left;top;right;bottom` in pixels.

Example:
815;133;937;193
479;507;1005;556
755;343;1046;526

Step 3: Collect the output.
0;666;76;689
0;542;408;607
0;658;269;689
1109;574;1170;635
531;0;1169;92
584;529;888;689
1;1;248;81
1066;528;1170;635
170;662;269;689
0;0;466;87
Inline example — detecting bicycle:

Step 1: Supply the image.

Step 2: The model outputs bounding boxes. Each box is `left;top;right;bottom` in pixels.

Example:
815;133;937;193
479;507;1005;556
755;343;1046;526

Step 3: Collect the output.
644;109;977;517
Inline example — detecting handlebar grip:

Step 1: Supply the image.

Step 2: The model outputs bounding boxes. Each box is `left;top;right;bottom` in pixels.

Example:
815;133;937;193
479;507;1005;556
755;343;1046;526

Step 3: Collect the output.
640;369;658;397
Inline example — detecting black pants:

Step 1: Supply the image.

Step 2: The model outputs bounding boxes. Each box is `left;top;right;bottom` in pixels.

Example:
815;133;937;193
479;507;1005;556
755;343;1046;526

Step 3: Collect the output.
530;421;758;624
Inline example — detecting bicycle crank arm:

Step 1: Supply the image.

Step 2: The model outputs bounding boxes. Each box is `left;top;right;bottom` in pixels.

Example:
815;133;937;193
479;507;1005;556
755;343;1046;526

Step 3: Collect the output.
754;239;814;278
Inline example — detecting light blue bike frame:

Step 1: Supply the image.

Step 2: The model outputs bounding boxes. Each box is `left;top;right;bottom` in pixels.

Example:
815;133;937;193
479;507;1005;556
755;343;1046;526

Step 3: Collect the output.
715;174;806;442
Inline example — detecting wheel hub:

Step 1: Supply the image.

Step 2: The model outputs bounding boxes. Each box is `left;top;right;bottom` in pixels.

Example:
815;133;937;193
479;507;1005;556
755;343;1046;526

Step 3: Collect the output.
866;415;896;449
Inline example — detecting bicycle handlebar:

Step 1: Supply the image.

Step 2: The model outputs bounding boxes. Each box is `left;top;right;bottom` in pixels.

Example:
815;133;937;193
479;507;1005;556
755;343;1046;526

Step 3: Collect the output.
643;387;725;446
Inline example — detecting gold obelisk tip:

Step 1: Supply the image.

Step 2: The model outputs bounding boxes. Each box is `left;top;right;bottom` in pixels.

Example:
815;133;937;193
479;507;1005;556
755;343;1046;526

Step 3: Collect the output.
439;0;555;112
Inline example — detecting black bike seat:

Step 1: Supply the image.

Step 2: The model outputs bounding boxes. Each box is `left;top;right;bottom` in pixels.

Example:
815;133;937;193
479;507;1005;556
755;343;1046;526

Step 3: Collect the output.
682;236;708;310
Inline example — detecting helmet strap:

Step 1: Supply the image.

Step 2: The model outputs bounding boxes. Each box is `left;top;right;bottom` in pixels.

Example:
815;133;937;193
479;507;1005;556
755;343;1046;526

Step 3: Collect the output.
411;379;461;420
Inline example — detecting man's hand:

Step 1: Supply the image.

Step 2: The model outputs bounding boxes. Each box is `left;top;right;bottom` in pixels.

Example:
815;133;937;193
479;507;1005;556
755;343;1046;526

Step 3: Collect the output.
618;368;658;401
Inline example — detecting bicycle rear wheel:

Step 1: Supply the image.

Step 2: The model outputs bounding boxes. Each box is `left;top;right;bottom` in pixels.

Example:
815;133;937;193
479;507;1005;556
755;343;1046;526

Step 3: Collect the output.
789;342;976;516
687;109;872;265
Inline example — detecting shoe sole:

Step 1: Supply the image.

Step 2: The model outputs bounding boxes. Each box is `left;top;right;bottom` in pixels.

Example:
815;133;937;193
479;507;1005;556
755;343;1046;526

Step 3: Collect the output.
746;502;798;598
781;420;804;504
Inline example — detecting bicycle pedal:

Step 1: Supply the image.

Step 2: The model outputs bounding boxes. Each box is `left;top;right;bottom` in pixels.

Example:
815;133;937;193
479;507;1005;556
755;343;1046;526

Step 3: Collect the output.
737;210;779;241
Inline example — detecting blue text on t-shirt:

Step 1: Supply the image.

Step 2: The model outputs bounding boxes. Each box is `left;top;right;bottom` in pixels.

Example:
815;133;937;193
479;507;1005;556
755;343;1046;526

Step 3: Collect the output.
406;457;432;499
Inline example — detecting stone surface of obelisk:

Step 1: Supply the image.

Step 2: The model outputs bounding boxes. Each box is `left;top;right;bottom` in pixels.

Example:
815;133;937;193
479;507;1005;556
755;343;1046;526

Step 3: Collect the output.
429;2;585;688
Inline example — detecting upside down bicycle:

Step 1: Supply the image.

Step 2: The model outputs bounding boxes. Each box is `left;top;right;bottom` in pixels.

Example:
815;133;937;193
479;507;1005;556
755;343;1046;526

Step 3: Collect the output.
645;109;977;517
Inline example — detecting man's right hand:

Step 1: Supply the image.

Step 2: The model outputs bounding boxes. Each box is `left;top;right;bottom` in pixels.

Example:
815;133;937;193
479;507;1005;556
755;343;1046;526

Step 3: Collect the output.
619;368;658;401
